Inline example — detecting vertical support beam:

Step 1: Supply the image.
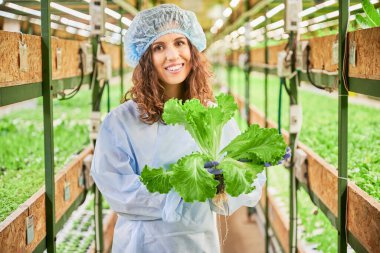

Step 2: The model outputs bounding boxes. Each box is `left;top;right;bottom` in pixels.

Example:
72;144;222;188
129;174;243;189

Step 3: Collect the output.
91;35;104;253
136;0;143;10
119;8;124;99
338;1;349;252
227;53;232;94
288;30;298;253
41;0;56;252
244;0;251;124
264;8;270;253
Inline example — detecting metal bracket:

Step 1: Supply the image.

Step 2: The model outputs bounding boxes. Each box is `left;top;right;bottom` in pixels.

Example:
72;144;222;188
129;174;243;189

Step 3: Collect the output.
56;48;62;71
332;41;339;65
26;215;34;245
19;40;28;72
289;104;302;134
349;41;356;67
296;41;309;71
64;181;71;201
80;42;94;75
83;154;94;189
97;54;112;81
294;149;308;184
90;111;102;142
78;171;85;188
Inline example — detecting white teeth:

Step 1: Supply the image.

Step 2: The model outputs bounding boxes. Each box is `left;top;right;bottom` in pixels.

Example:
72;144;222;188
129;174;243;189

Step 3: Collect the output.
166;64;183;72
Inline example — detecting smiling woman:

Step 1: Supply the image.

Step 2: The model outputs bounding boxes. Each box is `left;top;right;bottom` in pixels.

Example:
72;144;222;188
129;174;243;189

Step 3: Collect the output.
90;4;266;253
126;31;213;124
151;34;192;97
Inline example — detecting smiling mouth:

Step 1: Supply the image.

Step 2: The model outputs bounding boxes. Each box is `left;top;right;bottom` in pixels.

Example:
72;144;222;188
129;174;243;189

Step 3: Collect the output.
165;63;185;73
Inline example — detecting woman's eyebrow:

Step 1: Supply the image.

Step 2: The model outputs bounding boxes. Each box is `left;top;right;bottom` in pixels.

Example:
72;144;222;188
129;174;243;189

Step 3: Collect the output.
153;36;187;46
174;36;186;41
152;41;164;46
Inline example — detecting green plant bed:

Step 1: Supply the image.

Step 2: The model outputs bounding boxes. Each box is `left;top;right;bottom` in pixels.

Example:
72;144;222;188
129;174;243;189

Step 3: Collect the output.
0;84;123;222
231;107;339;252
223;66;379;202
55;192;110;253
267;165;339;252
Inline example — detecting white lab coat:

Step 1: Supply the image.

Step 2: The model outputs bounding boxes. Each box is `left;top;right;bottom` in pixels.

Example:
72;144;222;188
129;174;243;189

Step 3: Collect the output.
91;100;266;253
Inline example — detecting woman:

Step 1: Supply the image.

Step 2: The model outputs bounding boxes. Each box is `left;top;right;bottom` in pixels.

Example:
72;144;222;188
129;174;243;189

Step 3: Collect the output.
91;4;265;253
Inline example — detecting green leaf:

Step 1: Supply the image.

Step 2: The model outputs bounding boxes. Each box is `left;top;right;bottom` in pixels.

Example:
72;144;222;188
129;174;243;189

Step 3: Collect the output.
356;14;375;29
170;153;218;202
140;165;173;194
221;124;286;165
161;98;187;125
362;0;380;26
219;157;264;197
163;94;237;160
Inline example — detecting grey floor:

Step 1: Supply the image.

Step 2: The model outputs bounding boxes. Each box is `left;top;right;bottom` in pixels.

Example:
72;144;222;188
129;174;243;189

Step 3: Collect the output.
219;207;265;253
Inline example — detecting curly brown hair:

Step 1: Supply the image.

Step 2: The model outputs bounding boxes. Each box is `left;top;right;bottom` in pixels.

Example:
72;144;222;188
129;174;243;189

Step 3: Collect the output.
123;40;214;124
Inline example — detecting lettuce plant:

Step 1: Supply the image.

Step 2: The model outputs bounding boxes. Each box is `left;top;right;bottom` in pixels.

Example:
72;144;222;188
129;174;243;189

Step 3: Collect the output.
356;0;380;29
140;94;287;202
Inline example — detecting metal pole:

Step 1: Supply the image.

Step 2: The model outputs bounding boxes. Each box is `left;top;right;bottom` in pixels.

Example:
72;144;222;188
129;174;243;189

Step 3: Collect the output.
227;55;232;94
244;0;251;125
338;1;349;252
41;0;56;252
136;0;142;11
264;8;270;253
91;35;104;253
288;30;298;253
119;7;124;100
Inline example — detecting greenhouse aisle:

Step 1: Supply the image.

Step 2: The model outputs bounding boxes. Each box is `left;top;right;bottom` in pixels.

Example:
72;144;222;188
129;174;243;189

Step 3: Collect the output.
219;207;264;253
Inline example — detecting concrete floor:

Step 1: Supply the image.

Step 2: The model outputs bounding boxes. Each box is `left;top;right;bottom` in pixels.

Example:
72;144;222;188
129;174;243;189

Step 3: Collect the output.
218;207;265;253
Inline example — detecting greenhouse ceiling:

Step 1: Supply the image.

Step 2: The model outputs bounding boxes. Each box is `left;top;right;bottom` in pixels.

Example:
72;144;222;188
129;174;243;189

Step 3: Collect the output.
0;0;378;43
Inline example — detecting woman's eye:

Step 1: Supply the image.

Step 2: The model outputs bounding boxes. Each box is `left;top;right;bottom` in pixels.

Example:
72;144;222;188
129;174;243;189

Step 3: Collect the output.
176;41;185;46
153;45;163;52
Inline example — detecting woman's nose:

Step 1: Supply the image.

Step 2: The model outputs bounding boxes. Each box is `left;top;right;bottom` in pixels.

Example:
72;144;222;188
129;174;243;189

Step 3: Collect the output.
165;46;179;61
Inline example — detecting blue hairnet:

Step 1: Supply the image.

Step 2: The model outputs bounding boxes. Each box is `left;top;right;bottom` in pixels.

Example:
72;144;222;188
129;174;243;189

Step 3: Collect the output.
124;4;206;67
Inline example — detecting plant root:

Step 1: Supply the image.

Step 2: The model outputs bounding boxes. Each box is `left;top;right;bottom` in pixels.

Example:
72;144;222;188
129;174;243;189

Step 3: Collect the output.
212;174;230;245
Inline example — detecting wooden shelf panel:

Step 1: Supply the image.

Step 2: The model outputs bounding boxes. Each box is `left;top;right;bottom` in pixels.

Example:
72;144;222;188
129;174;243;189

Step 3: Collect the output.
244;27;380;81
0;31;125;89
0;31;42;87
0;147;93;253
233;92;380;252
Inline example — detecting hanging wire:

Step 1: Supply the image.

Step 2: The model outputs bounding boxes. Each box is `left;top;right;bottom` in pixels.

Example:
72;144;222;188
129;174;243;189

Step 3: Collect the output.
58;47;85;100
341;21;350;94
305;45;326;90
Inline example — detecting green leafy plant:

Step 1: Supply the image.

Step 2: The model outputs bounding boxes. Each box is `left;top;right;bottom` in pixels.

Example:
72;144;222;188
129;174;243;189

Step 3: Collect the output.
356;0;380;28
140;94;286;203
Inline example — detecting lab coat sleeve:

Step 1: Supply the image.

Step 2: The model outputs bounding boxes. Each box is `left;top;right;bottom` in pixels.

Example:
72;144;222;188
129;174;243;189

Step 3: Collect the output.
90;114;182;222
210;118;267;215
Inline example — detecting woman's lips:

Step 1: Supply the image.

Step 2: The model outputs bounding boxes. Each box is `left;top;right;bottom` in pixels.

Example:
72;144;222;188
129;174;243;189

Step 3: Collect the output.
165;63;185;73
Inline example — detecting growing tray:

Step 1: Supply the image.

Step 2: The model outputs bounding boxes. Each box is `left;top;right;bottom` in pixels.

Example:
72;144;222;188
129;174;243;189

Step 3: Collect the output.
246;27;380;81
0;147;93;253
0;31;123;88
233;93;380;252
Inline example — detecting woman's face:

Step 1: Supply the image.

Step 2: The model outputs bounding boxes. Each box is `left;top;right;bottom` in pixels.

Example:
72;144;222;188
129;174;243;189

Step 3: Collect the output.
151;33;192;89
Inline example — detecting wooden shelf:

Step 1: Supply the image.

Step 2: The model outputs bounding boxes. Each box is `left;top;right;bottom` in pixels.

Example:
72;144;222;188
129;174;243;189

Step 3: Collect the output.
0;147;93;253
0;31;124;88
233;92;380;253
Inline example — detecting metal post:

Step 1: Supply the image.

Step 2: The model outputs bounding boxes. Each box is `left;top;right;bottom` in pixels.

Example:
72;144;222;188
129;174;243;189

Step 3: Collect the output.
338;1;349;252
91;35;104;253
136;0;142;10
244;0;251;125
41;0;56;252
119;7;124;100
227;56;232;94
264;8;270;253
288;30;298;253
